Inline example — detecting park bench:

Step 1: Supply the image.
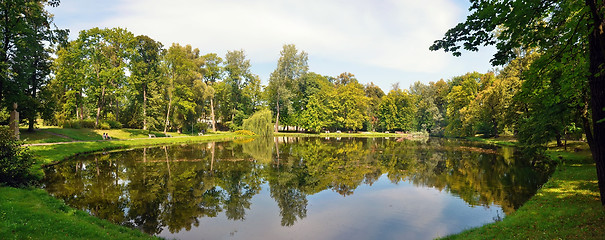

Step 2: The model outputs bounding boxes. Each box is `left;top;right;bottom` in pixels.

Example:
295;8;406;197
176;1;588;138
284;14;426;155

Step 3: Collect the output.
148;134;156;138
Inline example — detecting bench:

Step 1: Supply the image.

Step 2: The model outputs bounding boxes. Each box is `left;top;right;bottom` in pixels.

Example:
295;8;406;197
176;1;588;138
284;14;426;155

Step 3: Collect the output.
198;132;204;136
148;134;156;138
165;133;172;137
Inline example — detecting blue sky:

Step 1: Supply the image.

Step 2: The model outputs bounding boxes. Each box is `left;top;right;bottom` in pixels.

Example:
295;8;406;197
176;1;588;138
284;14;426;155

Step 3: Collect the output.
48;0;497;92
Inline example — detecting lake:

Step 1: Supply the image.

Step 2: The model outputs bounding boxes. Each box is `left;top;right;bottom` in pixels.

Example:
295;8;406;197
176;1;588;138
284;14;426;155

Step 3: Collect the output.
43;137;553;240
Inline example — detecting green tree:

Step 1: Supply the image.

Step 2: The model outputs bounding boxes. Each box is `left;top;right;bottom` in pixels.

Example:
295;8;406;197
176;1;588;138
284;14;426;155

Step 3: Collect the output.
333;73;368;131
444;72;482;136
129;35;164;130
74;27;134;128
48;41;88;124
242;109;274;136
364;83;385;132
267;44;309;132
201;53;223;132
430;0;605;204
378;86;416;132
410;81;443;134
219;50;257;129
0;0;66;130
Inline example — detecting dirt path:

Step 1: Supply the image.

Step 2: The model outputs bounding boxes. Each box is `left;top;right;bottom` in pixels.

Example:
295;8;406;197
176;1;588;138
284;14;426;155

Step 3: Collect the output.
43;130;75;141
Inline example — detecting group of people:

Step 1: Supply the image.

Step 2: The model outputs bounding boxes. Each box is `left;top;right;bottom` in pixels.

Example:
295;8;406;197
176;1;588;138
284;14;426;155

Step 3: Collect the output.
102;132;111;140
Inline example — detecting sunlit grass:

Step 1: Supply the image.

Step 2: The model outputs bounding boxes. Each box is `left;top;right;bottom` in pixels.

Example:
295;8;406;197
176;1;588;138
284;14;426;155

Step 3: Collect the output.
0;187;158;240
440;151;604;239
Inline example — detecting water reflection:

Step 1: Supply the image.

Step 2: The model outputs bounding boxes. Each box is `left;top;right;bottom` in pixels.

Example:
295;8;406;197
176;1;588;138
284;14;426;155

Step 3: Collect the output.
43;137;552;238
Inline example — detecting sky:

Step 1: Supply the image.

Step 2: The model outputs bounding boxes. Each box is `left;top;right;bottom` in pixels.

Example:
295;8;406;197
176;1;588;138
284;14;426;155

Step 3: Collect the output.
47;0;498;92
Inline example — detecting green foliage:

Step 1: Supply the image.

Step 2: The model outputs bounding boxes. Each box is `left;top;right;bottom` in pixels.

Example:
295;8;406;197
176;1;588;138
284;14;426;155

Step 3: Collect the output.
378;87;416;132
267;44;309;131
332;74;368;131
60;119;96;129
0;127;37;187
105;119;122;129
98;122;111;130
243;109;274;136
234;130;255;136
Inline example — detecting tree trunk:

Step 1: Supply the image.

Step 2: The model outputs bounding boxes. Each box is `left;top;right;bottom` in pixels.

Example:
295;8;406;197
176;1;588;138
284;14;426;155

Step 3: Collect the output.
587;0;605;205
210;97;216;132
143;85;147;130
275;100;280;132
164;96;172;133
95;85;105;128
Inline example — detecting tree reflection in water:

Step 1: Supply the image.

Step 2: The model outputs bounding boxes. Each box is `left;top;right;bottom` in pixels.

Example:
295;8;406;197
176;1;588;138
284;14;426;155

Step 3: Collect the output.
43;137;553;235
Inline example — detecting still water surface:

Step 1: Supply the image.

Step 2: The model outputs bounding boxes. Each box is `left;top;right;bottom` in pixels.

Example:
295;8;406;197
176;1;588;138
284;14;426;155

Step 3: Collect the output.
43;137;553;240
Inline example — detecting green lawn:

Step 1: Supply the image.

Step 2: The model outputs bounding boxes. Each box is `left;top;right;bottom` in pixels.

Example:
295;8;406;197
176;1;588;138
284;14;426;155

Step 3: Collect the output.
0;187;158;240
440;140;605;239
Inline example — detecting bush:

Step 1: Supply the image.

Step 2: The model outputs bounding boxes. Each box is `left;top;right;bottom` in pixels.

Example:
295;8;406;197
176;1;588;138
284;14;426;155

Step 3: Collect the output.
0;126;37;187
98;122;111;130
242;109;274;136
234;130;256;136
105;120;122;129
60;119;96;129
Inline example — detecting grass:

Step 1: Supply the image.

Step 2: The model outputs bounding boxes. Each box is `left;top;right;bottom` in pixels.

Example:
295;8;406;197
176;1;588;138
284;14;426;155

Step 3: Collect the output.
0;187;158;240
440;140;605;239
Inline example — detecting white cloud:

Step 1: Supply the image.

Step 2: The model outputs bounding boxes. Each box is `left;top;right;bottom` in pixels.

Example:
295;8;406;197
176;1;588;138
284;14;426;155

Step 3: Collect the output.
50;0;497;90
100;0;462;72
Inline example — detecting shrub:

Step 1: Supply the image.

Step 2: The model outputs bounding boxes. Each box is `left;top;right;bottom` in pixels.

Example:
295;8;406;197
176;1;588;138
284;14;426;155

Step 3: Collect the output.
105;119;122;129
81;119;96;128
234;130;256;136
60;119;97;129
0;126;37;187
242;109;274;136
98;122;111;130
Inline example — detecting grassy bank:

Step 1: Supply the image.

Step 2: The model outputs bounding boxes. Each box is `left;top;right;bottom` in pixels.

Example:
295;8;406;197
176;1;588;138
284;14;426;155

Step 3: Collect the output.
2;128;245;240
0;187;157;240
440;140;605;239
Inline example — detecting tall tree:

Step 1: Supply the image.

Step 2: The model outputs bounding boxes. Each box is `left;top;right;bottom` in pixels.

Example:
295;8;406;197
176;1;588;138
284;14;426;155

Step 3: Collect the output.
430;0;605;204
220;50;256;129
378;86;415;132
76;27;134;128
0;0;66;130
267;44;308;132
333;74;368;131
364;83;385;132
201;53;223;132
129;35;164;130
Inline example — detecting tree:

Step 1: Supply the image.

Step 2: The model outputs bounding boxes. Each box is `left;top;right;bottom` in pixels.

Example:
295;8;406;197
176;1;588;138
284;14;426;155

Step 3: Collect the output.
267;44;309;132
333;74;368;131
163;43;211;133
242;109;273;136
430;0;605;204
49;41;86;123
0;0;66;130
75;27;134;128
201;53;223;132
410;81;443;134
219;50;257;129
129;35;164;130
364;83;385;132
378;87;416;132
